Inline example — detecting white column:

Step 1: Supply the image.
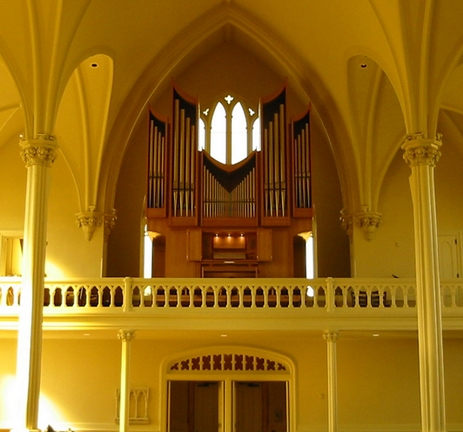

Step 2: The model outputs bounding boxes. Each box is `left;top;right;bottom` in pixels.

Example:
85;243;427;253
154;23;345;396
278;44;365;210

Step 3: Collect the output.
118;330;134;432
323;331;339;432
13;137;58;432
402;134;446;432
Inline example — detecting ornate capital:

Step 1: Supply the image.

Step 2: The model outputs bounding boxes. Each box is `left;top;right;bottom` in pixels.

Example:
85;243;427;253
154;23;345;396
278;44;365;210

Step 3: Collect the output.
402;133;442;168
323;331;339;342
20;135;58;168
118;330;134;342
76;207;103;241
104;208;118;242
340;209;353;241
355;208;382;241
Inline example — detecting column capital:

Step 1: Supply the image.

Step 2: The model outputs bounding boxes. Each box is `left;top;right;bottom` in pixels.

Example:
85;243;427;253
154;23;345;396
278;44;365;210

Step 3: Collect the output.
20;135;58;168
104;208;118;242
323;331;339;342
355;208;382;241
339;209;353;241
401;133;442;168
75;207;103;241
117;329;135;342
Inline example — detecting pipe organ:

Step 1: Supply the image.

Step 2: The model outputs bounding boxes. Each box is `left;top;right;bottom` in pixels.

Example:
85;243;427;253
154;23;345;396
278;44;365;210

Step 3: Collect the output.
147;84;313;278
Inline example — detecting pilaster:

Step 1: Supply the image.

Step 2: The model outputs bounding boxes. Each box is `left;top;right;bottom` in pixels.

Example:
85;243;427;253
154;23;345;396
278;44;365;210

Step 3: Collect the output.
118;330;135;432
323;331;339;432
402;133;446;432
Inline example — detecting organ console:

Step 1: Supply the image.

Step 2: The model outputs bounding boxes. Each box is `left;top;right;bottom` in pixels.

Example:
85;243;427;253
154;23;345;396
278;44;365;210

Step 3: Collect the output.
146;83;313;278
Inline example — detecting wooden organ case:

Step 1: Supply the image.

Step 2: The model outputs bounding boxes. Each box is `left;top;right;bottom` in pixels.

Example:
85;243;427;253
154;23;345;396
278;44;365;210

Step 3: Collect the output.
146;85;313;278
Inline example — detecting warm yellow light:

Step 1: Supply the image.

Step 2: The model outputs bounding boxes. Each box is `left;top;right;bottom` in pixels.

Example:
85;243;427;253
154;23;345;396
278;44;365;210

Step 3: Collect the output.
38;393;68;430
44;260;67;279
0;375;17;425
1;375;69;430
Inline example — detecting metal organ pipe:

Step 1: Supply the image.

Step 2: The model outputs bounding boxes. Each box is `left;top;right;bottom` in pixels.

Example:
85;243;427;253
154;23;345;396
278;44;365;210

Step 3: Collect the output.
147;116;166;210
201;164;256;219
171;94;197;218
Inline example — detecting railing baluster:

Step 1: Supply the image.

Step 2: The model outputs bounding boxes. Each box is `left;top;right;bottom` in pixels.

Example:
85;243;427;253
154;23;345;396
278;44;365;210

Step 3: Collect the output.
2;277;463;321
326;278;334;312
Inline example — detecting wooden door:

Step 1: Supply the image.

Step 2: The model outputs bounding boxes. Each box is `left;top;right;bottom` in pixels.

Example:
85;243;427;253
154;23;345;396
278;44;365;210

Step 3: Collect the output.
168;381;219;432
234;382;263;432
234;381;287;432
193;382;219;432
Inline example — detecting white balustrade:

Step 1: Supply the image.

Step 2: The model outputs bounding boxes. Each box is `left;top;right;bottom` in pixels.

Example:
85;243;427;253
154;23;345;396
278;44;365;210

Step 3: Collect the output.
1;277;463;314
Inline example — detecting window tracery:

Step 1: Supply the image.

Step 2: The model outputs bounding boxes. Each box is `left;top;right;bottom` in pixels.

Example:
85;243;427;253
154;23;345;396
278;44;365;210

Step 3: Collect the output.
200;95;259;165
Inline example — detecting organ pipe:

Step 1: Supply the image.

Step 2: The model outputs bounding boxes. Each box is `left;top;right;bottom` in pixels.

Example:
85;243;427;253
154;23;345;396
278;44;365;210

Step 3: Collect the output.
201;152;256;220
261;87;287;219
171;88;197;219
147;111;166;210
292;109;311;212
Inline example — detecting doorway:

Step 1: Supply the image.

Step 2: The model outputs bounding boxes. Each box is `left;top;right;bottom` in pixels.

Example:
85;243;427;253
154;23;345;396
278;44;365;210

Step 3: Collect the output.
234;381;287;432
167;380;287;432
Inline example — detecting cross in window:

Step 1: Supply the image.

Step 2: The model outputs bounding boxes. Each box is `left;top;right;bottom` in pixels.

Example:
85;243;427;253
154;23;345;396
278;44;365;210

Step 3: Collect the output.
224;94;234;104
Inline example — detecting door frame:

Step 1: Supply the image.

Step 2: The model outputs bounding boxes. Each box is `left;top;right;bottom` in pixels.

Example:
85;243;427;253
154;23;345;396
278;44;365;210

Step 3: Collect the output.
162;346;294;432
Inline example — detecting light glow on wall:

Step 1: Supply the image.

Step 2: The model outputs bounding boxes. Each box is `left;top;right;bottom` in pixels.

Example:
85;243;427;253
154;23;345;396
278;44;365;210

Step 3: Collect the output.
143;225;152;278
0;375;67;430
0;375;17;425
306;234;315;297
38;393;68;430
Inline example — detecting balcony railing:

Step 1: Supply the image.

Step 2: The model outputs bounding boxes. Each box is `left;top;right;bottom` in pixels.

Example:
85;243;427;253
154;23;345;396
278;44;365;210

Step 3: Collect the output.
1;277;463;312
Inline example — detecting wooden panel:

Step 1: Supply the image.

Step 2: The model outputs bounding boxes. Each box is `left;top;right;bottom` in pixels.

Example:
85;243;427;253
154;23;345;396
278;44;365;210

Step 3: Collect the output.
202;264;257;278
186;229;202;261
257;229;272;261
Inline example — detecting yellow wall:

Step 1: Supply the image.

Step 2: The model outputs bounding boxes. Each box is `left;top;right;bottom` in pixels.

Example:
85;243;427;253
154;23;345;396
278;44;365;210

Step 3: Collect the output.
1;334;462;431
0;139;26;233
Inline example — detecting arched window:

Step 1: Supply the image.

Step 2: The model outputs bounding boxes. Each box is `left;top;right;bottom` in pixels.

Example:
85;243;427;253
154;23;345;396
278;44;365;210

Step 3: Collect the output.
201;95;259;165
231;102;247;164
210;102;227;163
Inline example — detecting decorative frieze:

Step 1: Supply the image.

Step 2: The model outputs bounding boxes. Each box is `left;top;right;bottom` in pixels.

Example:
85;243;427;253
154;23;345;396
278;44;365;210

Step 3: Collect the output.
75;206;103;241
169;352;288;372
20;135;58;168
402;133;442;167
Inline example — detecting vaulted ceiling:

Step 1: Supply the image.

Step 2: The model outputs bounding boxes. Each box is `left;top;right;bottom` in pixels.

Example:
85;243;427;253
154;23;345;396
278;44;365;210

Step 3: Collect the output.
0;0;462;217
